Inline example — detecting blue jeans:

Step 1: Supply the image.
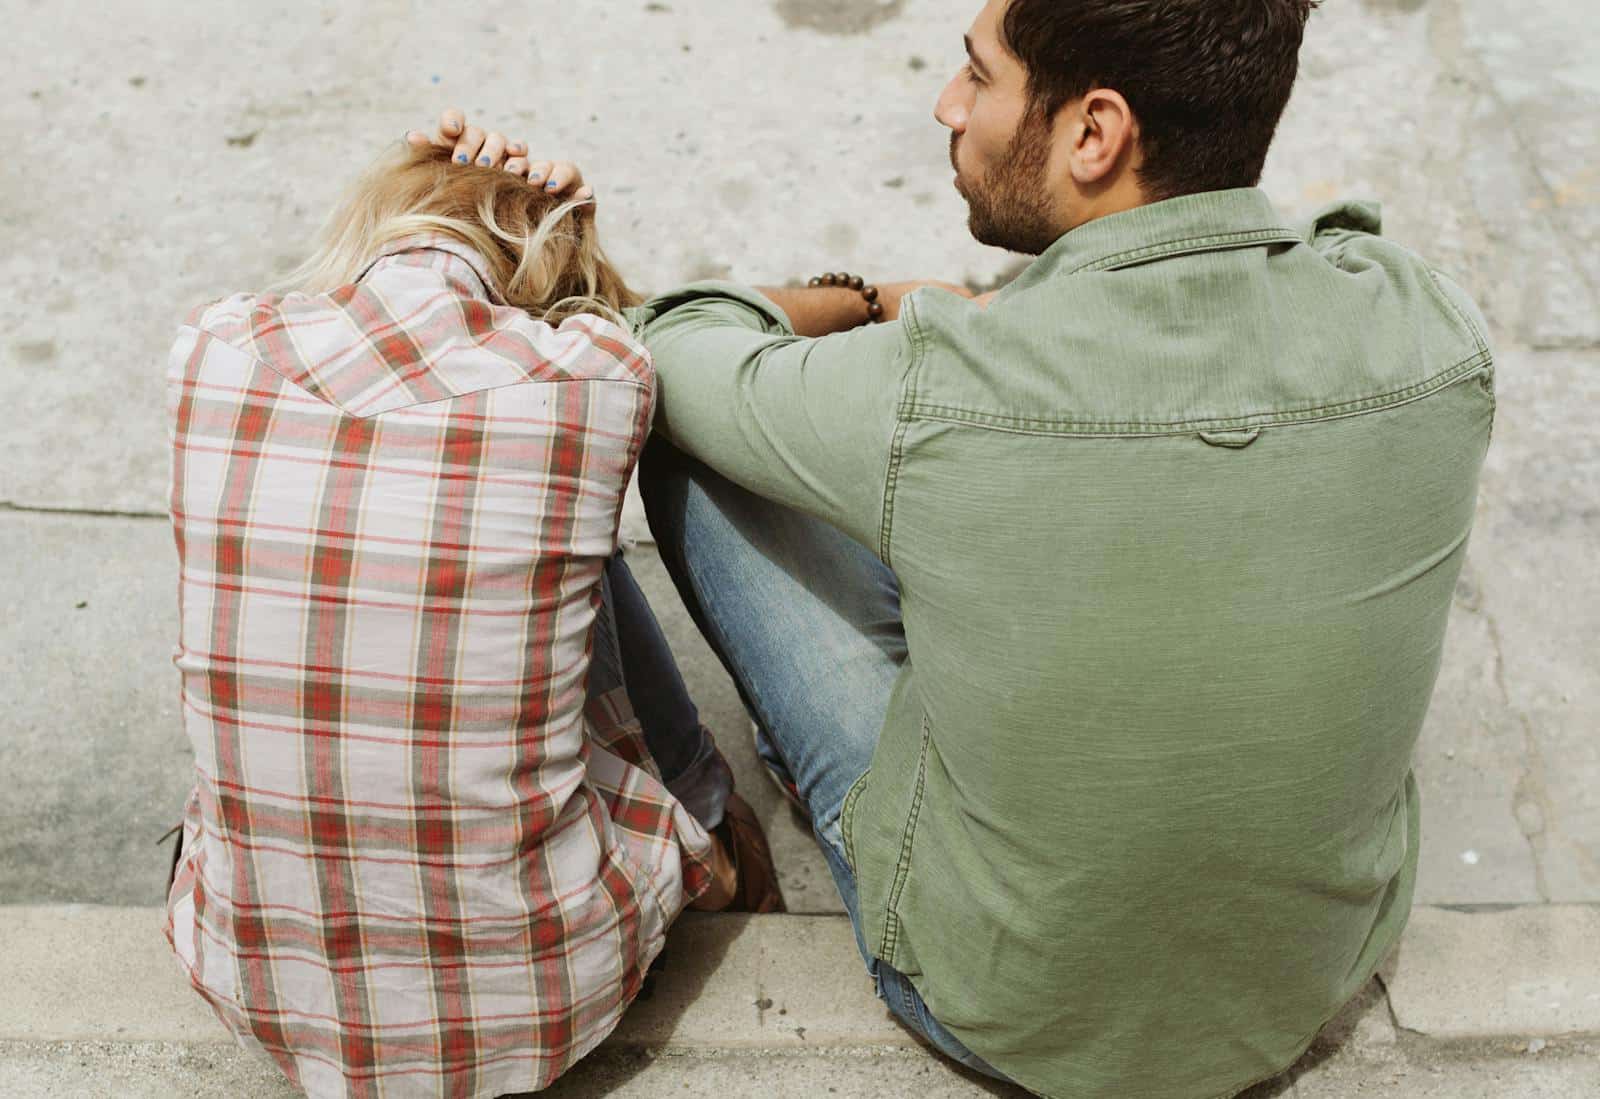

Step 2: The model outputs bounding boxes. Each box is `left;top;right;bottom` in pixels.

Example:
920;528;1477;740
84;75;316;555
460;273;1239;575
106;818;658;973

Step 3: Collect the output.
638;437;1007;1081
589;549;734;831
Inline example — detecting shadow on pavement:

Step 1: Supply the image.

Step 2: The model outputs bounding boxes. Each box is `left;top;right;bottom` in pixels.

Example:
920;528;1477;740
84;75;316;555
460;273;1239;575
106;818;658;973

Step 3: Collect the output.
506;914;740;1098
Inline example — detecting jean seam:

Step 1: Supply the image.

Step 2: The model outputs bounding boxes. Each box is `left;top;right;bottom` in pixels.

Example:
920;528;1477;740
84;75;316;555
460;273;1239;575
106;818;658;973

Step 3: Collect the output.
664;526;781;798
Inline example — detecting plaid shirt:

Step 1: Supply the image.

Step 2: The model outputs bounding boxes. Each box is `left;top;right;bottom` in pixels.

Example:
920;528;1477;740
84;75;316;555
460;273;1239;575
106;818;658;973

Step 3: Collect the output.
163;235;714;1098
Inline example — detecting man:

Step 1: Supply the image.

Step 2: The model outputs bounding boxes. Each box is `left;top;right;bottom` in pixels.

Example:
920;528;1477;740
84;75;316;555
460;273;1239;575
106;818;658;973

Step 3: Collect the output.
433;0;1494;1094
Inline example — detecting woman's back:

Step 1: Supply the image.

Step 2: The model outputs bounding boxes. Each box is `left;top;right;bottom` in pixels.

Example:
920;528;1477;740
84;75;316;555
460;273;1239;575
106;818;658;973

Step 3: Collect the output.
165;182;712;1097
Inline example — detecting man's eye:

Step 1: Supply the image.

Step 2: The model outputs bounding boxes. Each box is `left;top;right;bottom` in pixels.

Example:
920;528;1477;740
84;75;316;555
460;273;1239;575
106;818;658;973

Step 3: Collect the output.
963;63;982;85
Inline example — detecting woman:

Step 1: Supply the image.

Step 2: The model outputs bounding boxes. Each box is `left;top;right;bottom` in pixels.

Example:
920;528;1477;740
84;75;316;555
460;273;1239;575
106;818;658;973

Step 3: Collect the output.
164;138;780;1099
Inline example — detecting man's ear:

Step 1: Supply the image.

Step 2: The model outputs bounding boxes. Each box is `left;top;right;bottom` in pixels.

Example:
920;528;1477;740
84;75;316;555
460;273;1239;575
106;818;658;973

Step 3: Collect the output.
1068;89;1137;185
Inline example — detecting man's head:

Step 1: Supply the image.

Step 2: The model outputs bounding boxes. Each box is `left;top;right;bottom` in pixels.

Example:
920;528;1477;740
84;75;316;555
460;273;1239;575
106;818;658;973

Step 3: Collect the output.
936;0;1320;254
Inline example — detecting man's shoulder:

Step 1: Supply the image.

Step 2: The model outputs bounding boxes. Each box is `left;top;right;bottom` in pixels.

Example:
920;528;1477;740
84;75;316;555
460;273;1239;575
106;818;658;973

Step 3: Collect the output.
1302;199;1491;358
897;205;1492;431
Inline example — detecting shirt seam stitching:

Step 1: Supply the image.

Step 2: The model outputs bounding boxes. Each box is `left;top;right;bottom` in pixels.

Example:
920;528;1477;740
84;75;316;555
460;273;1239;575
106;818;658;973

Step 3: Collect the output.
1422;270;1497;439
903;349;1490;436
839;769;870;872
362;239;504;305
1070;227;1302;274
185;323;651;419
877;713;932;963
879;298;928;566
1425;268;1490;357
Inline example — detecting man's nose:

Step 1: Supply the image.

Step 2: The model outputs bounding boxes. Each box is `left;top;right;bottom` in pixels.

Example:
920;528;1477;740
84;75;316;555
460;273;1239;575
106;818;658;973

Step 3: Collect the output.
935;76;970;132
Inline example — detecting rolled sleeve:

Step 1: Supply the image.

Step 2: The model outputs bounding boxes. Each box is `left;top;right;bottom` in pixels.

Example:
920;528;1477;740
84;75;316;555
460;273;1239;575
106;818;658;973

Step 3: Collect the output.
638;281;916;555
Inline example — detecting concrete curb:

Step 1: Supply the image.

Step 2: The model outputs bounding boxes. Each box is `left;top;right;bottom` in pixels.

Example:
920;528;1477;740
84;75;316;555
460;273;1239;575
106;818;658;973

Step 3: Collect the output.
4;905;1597;1050
1383;905;1600;1039
0;907;911;1049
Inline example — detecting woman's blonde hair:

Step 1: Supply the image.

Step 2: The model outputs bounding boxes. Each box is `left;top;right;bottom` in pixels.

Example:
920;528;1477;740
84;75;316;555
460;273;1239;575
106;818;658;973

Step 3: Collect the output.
274;142;641;327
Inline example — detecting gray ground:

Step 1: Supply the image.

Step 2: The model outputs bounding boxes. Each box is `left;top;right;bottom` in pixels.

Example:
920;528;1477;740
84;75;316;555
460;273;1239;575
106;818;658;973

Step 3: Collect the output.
2;0;1597;1095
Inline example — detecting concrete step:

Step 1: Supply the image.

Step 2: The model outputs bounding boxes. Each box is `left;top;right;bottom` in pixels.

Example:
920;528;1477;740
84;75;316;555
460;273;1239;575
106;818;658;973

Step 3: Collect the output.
4;1039;1597;1099
3;905;1597;1097
0;511;843;915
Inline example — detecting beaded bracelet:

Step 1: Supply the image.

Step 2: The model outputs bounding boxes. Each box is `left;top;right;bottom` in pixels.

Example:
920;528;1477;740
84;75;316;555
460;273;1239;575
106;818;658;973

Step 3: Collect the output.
808;271;885;322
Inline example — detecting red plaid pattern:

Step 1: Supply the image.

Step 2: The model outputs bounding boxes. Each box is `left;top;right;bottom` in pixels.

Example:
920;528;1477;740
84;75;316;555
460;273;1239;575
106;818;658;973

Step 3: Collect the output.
163;236;714;1098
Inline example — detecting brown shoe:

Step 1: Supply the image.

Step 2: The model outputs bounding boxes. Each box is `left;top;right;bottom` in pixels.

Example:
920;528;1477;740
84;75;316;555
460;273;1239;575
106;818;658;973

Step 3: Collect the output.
713;793;787;913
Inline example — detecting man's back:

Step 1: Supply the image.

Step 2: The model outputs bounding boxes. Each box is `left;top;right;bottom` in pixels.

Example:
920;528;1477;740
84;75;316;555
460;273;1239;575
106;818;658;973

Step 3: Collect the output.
848;188;1493;1096
641;187;1494;1098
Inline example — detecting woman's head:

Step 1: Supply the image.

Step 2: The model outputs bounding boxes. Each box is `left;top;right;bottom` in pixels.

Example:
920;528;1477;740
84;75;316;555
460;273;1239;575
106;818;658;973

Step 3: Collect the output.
277;142;640;326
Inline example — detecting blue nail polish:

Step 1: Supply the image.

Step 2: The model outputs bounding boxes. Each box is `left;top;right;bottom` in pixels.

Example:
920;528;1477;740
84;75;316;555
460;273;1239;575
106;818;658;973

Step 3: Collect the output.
456;154;468;164
545;181;558;189
478;156;491;165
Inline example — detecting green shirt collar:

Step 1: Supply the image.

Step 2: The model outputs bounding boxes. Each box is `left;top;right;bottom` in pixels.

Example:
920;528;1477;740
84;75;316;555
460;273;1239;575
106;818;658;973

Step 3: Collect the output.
1028;187;1302;280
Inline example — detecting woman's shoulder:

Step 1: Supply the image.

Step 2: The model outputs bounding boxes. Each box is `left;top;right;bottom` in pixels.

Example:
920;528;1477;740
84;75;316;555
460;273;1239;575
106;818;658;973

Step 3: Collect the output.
357;240;655;392
518;311;654;390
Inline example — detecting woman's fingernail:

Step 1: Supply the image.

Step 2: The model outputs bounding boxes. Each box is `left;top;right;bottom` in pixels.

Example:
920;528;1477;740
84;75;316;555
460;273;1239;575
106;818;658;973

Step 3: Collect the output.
456;154;468;164
545;181;559;190
478;156;491;165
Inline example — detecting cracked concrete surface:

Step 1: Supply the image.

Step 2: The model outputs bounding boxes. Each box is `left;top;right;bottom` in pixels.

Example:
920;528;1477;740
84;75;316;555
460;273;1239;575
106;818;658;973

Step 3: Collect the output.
1;0;1596;1095
1487;607;1557;904
5;0;1600;514
3;0;1597;916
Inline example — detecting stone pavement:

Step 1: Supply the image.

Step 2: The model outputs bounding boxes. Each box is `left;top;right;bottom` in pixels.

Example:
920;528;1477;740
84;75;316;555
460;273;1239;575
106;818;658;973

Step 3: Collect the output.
2;0;1597;1095
3;906;1599;1096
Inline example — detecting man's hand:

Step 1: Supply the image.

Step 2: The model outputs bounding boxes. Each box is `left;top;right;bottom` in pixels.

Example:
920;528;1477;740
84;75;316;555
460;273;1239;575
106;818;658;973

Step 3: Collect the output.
405;108;594;204
758;278;976;338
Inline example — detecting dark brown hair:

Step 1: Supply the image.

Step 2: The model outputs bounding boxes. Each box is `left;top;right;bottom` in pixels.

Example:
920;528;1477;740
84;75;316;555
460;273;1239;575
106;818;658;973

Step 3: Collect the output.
1000;0;1320;202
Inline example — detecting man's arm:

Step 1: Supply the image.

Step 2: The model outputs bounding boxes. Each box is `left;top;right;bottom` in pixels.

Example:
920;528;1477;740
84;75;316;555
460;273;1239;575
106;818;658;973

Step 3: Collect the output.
410;109;973;547
638;282;936;554
755;279;972;336
754;285;875;336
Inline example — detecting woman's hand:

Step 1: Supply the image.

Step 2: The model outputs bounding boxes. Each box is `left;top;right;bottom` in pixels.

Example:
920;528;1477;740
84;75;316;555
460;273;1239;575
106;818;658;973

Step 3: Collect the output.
406;108;594;204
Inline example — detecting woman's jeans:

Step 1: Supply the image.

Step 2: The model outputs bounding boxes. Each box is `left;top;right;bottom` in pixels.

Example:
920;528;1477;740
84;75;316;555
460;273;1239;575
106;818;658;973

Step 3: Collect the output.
634;437;1007;1081
589;549;733;832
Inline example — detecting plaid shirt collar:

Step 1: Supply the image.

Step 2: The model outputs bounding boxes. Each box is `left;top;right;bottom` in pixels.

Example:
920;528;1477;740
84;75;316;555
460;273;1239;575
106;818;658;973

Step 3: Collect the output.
358;232;509;305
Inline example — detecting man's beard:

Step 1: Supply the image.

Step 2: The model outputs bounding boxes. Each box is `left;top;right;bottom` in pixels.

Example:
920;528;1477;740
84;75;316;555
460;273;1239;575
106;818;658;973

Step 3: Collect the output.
952;109;1060;256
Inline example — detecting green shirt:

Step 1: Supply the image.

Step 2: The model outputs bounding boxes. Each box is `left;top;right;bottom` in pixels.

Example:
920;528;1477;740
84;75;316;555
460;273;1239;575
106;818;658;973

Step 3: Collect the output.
637;188;1494;1099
